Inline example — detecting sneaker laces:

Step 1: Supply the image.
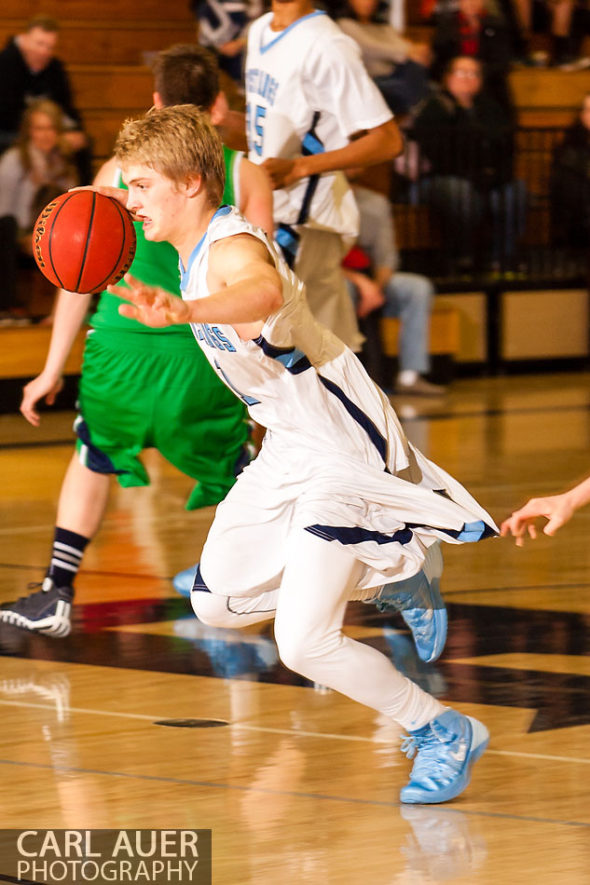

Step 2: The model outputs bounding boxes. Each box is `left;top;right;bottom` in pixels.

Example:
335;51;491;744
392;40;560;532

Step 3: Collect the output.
7;580;57;610
401;729;458;779
374;590;410;613
401;732;422;760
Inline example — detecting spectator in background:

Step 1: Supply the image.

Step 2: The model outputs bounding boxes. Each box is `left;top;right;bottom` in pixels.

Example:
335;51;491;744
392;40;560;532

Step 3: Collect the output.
0;15;91;182
343;183;445;395
430;0;516;117
192;0;262;84
337;0;433;118
550;92;590;250
0;99;78;321
510;0;588;67
412;55;526;272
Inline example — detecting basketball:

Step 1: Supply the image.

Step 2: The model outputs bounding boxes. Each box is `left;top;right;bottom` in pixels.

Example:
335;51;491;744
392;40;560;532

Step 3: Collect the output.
32;190;136;294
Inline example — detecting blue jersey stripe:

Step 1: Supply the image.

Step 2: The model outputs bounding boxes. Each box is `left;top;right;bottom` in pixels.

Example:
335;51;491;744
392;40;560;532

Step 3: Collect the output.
259;10;327;53
305;524;413;546
254;335;312;374
436;520;497;542
305;519;497;548
318;374;388;463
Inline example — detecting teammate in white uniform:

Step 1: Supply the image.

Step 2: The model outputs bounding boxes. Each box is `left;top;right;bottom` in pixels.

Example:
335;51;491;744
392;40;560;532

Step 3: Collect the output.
245;0;400;351
101;105;495;805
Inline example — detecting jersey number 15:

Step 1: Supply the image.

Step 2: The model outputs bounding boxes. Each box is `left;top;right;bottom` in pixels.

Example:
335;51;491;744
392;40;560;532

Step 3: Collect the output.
246;104;266;156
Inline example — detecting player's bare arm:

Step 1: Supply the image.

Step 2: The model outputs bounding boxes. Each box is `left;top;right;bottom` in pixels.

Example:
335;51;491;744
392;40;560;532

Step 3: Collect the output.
112;234;282;332
501;475;590;545
239;159;274;236
262;120;403;189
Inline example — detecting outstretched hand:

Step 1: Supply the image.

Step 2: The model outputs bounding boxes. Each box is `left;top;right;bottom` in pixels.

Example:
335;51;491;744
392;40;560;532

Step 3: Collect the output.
500;493;575;546
109;275;192;327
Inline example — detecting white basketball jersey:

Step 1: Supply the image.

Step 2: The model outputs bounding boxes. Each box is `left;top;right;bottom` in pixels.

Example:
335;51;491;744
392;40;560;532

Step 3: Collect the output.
245;10;392;238
182;207;498;567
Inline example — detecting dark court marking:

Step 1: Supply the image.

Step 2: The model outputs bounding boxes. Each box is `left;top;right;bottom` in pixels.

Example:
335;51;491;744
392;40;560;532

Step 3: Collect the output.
154;718;229;728
1;596;590;732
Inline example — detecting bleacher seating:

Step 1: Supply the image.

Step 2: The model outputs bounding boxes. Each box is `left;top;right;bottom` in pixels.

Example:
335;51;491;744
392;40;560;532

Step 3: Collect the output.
0;1;588;390
0;2;196;168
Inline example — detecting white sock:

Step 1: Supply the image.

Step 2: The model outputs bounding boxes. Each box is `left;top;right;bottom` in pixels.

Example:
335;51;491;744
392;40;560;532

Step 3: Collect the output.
397;370;418;387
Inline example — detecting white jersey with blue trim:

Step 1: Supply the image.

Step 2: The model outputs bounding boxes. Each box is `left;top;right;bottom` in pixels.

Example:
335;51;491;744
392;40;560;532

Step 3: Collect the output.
181;206;498;574
183;206;409;472
245;10;392;238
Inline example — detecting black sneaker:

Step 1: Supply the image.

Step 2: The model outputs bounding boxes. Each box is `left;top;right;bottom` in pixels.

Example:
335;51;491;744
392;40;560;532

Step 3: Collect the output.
0;578;73;637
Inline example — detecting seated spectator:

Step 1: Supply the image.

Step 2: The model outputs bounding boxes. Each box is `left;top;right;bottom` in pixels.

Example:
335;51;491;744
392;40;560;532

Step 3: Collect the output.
510;0;588;67
411;55;526;272
0;99;79;320
431;0;516;116
0;14;92;182
343;183;445;396
191;0;262;84
550;92;590;250
337;0;433;117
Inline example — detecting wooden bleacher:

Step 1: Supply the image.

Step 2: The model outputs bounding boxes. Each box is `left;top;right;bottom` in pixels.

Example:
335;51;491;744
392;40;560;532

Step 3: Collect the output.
0;325;87;381
0;1;196;399
0;1;197;168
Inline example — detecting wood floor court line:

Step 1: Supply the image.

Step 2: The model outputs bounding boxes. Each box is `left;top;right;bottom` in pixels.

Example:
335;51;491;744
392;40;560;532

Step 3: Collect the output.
2;755;590;831
1;697;589;765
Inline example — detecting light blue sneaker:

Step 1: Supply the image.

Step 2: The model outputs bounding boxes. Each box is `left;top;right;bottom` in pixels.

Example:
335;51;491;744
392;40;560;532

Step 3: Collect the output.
400;709;489;805
172;564;198;597
372;543;446;663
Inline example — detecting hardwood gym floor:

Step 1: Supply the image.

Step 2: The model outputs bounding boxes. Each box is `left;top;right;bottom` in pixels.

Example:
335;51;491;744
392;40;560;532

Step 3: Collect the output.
0;372;589;884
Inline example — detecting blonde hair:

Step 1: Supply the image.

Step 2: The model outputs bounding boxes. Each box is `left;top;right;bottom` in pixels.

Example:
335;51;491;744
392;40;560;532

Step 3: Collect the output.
114;104;225;207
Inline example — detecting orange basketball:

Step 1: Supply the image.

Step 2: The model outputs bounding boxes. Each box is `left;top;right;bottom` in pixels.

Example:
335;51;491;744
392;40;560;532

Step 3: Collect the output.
32;190;136;294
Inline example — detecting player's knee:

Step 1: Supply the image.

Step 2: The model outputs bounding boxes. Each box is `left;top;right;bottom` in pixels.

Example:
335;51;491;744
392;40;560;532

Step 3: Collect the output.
197;550;231;596
190;590;231;627
274;620;334;677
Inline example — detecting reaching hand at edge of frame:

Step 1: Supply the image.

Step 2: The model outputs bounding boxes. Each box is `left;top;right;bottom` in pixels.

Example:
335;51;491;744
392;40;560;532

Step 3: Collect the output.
500;475;590;546
109;275;191;327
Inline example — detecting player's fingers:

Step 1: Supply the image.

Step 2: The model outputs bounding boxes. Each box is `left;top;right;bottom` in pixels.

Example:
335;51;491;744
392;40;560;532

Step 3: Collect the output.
69;185;128;206
544;515;565;536
118;303;139;319
20;403;40;426
122;273;142;291
527;524;537;540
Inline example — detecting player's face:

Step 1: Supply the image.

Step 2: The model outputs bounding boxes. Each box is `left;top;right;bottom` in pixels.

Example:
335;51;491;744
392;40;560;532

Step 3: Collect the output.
123;164;187;244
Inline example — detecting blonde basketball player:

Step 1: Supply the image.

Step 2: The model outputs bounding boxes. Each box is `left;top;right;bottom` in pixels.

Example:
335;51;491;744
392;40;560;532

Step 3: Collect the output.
98;105;496;805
